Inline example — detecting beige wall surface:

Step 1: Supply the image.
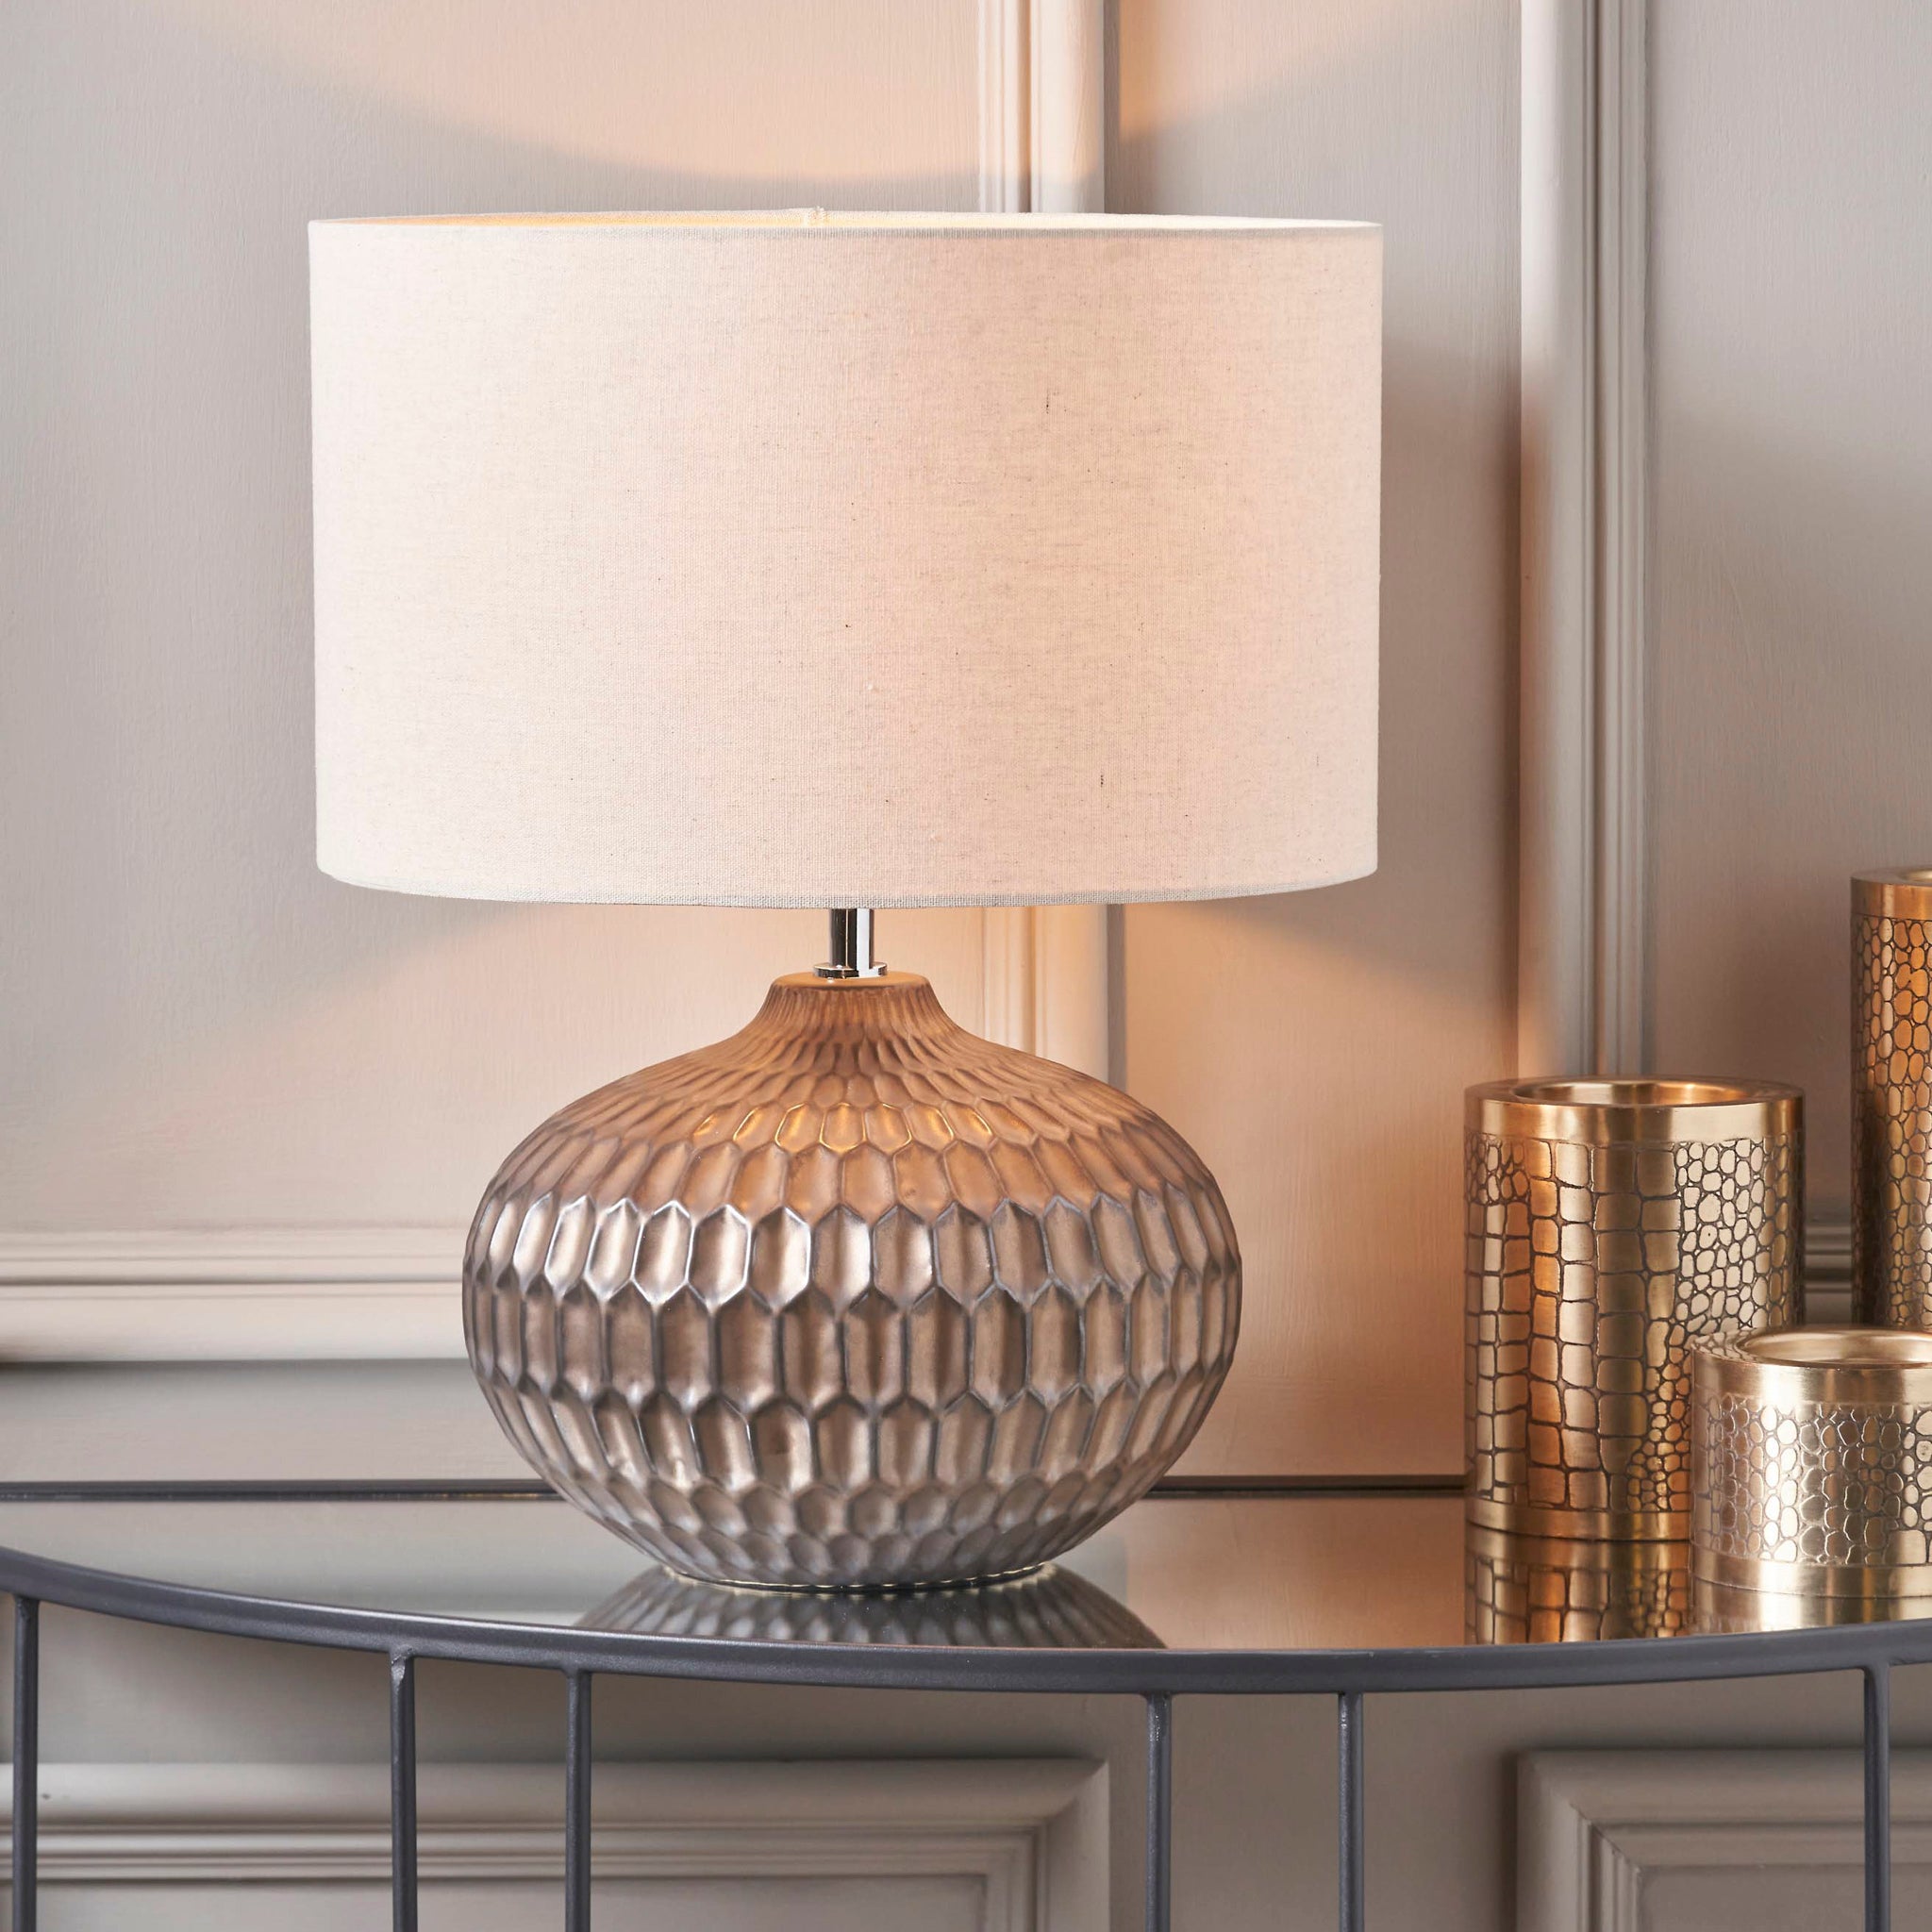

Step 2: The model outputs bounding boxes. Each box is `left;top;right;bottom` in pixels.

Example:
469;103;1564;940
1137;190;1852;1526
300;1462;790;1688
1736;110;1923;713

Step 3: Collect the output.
1647;0;1932;1224
1114;0;1520;1474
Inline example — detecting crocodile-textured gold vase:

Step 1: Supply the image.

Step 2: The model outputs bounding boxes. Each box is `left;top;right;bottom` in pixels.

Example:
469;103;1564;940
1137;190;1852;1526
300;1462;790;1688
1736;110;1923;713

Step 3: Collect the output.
1465;1077;1803;1540
1854;870;1932;1325
464;972;1240;1590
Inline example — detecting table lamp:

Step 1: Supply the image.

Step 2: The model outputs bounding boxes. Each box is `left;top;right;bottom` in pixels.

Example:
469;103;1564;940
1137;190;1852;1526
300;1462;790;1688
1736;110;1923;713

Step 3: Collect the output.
310;211;1380;1590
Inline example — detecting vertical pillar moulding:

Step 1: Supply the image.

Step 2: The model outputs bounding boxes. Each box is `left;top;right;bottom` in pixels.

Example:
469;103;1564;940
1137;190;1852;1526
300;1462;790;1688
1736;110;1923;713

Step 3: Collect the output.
1519;0;1650;1078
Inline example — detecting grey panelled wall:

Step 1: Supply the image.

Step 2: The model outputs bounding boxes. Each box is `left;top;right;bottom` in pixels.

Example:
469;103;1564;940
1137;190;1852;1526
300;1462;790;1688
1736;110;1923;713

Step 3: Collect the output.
19;8;1923;1481
0;0;988;1238
1647;1;1932;1228
1;0;1518;1479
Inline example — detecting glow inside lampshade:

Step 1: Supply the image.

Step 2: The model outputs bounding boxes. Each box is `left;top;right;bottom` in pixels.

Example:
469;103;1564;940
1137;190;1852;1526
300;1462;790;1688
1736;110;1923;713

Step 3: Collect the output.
309;210;1381;908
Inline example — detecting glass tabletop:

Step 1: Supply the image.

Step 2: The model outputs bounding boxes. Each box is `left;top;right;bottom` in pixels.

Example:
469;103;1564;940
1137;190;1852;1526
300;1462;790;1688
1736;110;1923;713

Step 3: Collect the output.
0;1488;1920;1660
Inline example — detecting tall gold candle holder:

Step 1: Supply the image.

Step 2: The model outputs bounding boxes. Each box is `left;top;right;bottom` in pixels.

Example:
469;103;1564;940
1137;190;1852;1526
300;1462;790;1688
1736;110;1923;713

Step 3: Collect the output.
1854;870;1932;1324
1466;1078;1803;1539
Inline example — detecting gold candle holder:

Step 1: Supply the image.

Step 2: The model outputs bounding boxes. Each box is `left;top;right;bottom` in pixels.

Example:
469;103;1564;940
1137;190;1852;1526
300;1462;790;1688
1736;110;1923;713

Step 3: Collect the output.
1854;870;1932;1325
1465;1524;1692;1644
1466;1078;1803;1539
1692;1326;1932;1601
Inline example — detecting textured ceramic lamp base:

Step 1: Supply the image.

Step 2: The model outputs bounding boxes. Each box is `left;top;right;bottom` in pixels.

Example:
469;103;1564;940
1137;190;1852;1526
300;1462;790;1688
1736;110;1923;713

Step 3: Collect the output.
463;973;1241;1590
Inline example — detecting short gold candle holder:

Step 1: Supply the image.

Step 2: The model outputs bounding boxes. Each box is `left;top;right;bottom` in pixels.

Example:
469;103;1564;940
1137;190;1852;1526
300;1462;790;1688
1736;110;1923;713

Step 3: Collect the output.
1466;1077;1803;1540
1693;1326;1932;1602
1465;1524;1692;1644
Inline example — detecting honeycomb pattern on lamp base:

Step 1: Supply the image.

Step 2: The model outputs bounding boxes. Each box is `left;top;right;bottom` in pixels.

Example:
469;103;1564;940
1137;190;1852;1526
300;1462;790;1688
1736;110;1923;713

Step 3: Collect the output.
464;972;1240;1590
1854;906;1932;1325
1464;1526;1692;1644
1465;1127;1801;1537
1692;1367;1932;1593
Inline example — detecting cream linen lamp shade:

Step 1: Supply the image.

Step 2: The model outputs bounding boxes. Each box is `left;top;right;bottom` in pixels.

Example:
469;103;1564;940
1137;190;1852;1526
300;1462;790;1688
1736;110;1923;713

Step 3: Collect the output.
310;210;1381;907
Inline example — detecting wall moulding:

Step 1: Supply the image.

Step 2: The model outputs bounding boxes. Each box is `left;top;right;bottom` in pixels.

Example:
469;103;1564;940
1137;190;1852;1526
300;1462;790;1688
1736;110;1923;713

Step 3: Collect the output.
1519;0;1650;1080
0;1228;465;1360
0;1758;1108;1932
1522;1748;1932;1931
0;1214;1848;1363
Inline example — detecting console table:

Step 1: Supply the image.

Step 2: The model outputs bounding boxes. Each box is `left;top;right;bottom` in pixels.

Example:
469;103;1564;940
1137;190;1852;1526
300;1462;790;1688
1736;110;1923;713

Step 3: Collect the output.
0;1481;1915;1932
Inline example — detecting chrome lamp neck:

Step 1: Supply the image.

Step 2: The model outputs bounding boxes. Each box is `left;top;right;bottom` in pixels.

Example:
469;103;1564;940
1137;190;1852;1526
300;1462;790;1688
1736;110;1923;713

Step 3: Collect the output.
817;908;886;979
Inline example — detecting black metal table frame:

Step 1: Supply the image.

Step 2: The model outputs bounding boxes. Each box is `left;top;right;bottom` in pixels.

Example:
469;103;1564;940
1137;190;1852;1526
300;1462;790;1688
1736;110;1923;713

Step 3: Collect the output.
0;1478;1917;1932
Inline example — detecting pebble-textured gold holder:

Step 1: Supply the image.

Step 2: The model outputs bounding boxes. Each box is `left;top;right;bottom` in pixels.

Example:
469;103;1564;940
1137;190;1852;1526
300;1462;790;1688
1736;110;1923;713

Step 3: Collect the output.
1692;1326;1932;1598
1466;1078;1803;1540
1854;871;1932;1325
1464;1525;1692;1644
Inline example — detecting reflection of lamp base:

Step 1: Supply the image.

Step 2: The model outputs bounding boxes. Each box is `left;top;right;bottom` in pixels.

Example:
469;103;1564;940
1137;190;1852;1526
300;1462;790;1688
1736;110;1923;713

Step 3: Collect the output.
581;1560;1164;1650
1694;1574;1932;1634
1465;1524;1692;1644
